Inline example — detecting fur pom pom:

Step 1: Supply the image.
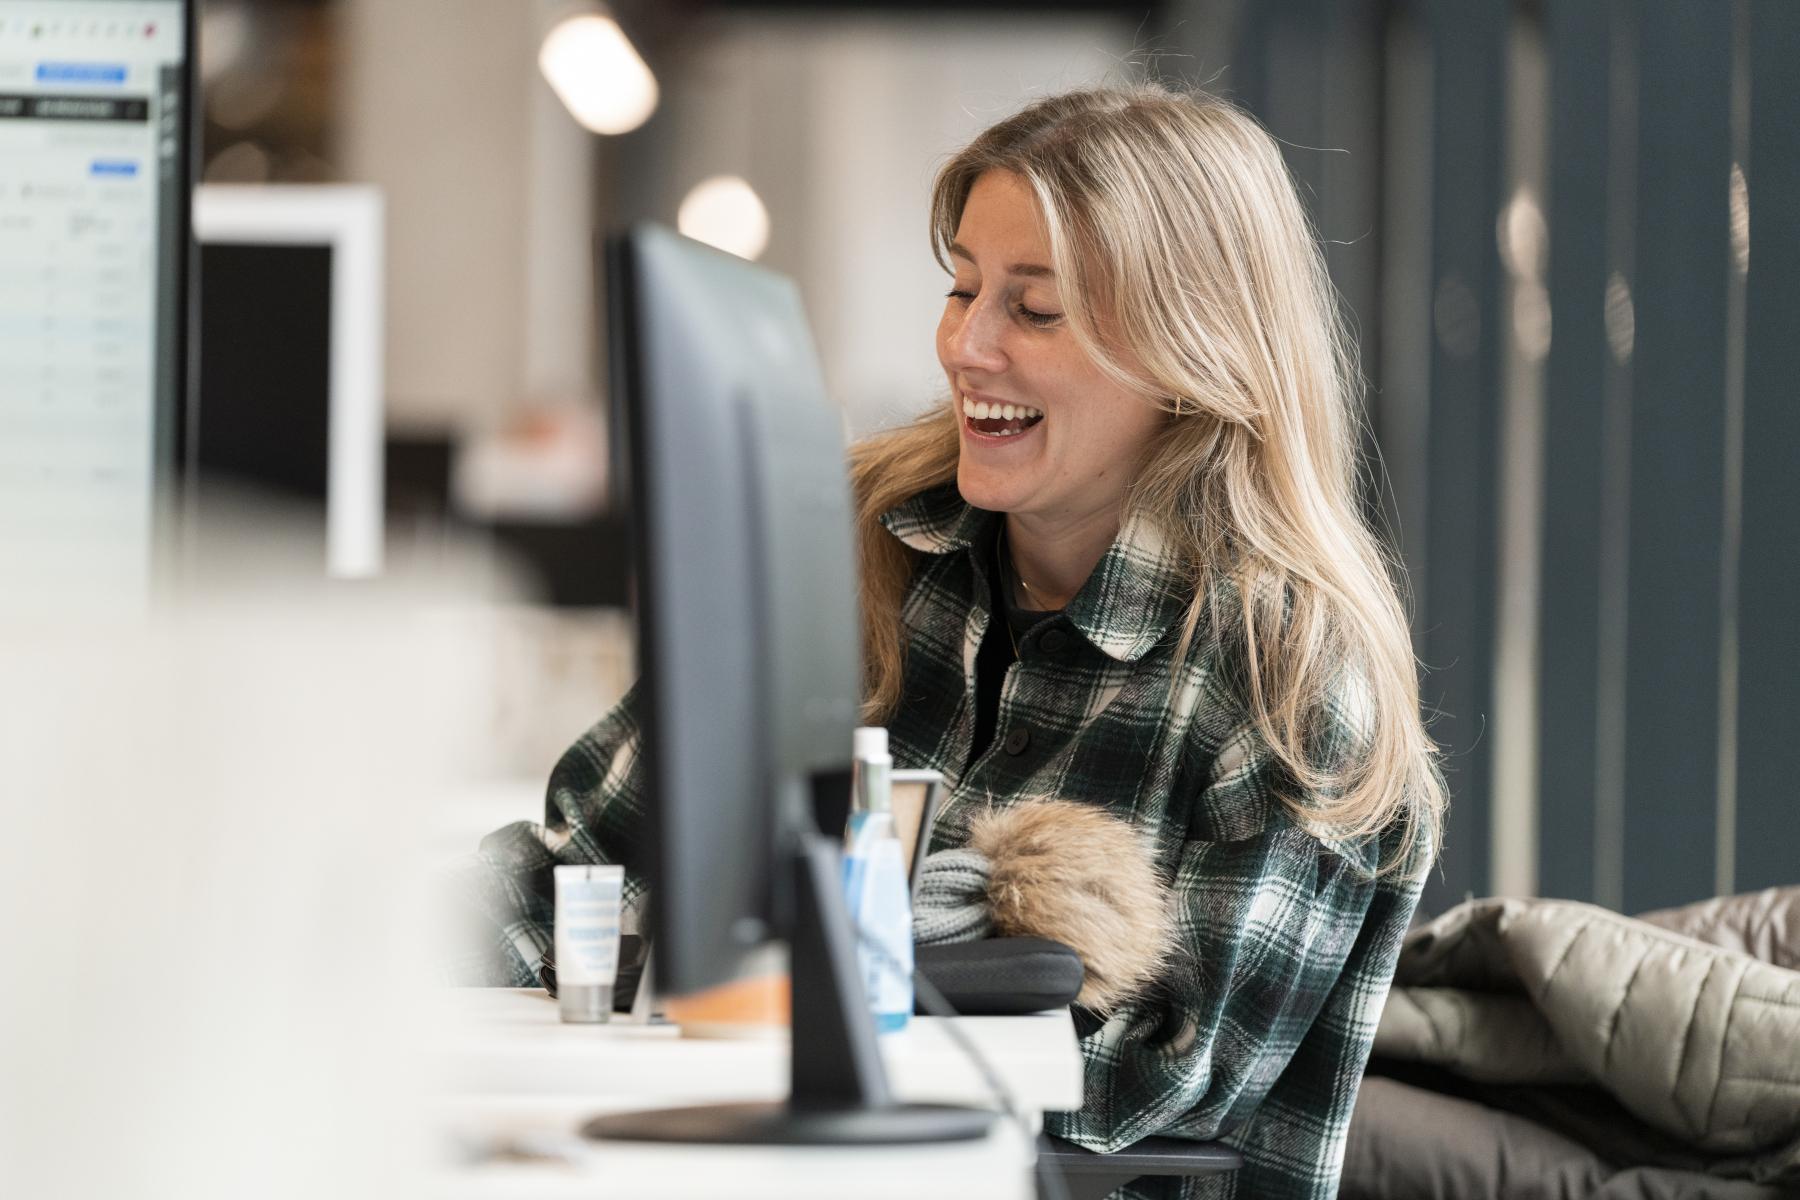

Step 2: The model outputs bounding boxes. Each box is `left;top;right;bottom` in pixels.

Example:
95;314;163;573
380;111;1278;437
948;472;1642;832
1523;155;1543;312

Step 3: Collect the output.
966;799;1176;1014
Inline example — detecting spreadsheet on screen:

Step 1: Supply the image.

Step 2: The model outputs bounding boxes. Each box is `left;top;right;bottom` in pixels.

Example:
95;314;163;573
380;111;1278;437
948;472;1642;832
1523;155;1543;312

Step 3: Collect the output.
0;2;187;604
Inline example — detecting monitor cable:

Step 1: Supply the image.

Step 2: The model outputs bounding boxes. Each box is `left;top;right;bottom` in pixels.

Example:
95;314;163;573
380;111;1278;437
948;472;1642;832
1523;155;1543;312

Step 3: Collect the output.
849;922;1073;1200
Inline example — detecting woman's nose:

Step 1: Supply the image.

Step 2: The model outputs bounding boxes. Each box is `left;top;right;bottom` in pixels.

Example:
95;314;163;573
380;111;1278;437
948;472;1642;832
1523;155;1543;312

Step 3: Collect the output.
942;298;1008;374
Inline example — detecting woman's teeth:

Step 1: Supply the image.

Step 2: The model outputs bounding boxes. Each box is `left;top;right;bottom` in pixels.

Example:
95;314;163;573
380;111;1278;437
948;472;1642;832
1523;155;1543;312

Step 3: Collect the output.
959;395;1044;437
961;397;1042;421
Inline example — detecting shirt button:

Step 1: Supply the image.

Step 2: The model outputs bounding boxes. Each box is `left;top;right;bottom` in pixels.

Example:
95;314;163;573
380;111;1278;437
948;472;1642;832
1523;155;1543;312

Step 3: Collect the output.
1037;628;1069;654
1003;727;1031;756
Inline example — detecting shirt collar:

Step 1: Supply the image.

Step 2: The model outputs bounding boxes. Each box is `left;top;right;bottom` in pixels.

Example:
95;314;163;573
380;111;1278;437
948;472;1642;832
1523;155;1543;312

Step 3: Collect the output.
878;483;1193;663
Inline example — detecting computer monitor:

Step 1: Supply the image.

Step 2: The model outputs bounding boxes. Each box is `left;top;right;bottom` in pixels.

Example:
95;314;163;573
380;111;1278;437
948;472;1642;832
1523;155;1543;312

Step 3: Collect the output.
583;224;992;1146
188;183;385;579
0;0;196;606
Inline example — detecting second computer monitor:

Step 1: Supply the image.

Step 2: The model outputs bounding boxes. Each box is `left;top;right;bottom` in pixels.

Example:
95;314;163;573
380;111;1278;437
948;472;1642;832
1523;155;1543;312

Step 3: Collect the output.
0;1;196;608
190;183;385;579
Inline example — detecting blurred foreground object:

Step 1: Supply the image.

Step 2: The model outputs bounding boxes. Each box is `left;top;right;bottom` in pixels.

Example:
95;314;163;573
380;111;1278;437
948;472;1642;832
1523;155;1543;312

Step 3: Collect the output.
0;509;505;1198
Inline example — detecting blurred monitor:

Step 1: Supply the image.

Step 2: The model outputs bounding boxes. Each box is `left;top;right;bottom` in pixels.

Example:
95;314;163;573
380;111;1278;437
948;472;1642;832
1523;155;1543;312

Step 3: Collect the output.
189;183;384;579
0;0;196;605
582;224;990;1147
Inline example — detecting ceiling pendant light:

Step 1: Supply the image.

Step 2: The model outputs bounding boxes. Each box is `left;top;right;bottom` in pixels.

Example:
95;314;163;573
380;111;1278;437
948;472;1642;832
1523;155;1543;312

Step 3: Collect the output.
538;7;658;136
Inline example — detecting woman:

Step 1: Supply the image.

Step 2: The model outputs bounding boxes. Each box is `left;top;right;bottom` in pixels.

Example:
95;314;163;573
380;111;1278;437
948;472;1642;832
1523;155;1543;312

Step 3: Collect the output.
469;84;1446;1199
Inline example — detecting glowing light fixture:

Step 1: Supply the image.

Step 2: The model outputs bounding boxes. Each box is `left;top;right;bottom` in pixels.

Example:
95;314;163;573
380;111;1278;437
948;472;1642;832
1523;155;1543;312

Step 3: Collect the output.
538;9;657;135
1729;162;1749;278
678;176;771;261
1497;186;1548;282
1604;272;1635;365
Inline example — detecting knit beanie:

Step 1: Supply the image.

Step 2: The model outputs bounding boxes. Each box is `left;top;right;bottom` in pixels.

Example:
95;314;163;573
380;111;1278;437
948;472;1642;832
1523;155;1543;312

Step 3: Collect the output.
912;847;996;944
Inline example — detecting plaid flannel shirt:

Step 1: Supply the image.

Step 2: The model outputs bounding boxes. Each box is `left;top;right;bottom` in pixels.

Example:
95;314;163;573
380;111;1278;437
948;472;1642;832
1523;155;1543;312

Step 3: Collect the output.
463;481;1431;1200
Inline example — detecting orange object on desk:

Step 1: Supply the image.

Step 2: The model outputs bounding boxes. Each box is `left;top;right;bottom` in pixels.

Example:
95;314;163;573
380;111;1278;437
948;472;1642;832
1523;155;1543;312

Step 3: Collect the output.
662;970;791;1038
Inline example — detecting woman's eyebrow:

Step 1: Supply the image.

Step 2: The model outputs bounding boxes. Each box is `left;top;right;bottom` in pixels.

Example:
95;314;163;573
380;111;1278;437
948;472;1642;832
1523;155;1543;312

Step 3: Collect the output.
947;241;1055;278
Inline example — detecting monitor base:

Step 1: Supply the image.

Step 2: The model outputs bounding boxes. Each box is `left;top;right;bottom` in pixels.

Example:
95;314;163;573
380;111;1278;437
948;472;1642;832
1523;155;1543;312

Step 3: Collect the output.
583;835;997;1148
581;1099;997;1145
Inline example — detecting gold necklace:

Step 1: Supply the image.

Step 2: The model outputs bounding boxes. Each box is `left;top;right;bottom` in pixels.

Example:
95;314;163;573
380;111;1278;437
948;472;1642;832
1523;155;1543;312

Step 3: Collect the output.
999;524;1043;610
997;525;1040;660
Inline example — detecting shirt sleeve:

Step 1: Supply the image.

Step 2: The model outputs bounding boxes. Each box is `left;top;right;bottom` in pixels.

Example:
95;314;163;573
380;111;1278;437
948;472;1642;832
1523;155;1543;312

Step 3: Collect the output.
444;684;650;986
1043;708;1386;1155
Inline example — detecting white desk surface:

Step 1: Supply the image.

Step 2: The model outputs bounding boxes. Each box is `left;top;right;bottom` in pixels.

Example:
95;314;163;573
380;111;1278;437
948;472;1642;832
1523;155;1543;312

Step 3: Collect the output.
430;1121;1037;1200
433;987;1084;1113
428;988;1084;1199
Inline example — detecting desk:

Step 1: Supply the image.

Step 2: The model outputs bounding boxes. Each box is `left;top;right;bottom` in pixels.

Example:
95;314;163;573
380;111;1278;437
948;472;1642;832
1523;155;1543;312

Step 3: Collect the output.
429;988;1084;1199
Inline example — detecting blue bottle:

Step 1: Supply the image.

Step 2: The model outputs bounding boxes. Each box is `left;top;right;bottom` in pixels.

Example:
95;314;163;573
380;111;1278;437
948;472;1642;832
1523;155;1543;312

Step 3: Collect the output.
842;727;913;1032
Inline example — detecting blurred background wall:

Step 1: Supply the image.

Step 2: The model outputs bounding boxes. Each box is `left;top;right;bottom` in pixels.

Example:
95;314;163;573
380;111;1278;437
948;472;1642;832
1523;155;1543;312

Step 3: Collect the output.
190;0;1798;918
1194;0;1797;919
596;11;1138;438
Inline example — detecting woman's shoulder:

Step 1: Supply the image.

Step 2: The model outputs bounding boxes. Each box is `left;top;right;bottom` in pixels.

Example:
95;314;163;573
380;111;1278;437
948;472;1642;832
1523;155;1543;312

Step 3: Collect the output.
1175;572;1376;748
1170;638;1382;846
547;683;646;796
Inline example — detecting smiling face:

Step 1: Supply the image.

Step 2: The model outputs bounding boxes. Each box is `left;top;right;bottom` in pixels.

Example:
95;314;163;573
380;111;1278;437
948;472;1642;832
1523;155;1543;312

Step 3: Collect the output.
936;170;1167;524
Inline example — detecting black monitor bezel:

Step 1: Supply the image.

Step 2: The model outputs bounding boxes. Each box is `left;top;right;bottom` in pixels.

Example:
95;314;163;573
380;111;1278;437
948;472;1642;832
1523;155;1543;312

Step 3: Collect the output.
158;0;201;581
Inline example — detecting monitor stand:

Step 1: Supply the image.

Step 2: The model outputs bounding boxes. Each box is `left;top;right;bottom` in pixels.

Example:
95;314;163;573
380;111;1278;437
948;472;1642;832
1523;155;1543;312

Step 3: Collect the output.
580;834;998;1145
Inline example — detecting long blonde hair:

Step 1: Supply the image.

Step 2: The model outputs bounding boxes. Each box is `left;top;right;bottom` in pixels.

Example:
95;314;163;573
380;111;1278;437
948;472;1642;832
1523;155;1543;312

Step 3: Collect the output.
851;84;1444;875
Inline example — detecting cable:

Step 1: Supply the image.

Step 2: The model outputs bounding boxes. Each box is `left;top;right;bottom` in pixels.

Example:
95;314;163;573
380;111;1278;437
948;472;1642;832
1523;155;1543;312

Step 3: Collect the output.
542;927;1070;1198
849;921;1072;1200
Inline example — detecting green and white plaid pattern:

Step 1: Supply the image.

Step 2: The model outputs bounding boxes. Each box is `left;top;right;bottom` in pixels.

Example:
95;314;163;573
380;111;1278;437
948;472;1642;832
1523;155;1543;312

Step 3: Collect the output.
465;481;1430;1200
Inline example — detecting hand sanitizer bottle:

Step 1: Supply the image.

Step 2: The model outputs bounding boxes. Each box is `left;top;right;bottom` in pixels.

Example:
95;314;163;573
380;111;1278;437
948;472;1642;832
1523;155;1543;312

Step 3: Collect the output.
843;726;913;1032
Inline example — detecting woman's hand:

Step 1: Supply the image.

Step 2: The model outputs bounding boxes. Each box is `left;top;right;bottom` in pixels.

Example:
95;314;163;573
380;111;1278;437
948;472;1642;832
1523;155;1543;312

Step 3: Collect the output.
912;798;1175;1013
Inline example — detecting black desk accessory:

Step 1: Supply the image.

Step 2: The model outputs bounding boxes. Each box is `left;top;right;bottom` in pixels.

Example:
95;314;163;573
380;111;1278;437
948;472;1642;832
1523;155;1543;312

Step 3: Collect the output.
914;938;1085;1015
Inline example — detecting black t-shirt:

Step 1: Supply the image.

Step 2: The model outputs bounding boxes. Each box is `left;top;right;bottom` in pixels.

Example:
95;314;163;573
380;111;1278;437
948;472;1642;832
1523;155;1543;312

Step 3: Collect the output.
969;526;1060;768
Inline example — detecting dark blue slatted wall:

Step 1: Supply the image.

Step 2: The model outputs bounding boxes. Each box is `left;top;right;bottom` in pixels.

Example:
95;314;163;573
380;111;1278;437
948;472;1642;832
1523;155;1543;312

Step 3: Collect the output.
1158;0;1798;912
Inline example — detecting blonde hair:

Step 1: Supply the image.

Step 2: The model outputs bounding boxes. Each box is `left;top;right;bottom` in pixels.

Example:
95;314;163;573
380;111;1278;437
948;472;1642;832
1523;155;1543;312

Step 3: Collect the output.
851;83;1444;876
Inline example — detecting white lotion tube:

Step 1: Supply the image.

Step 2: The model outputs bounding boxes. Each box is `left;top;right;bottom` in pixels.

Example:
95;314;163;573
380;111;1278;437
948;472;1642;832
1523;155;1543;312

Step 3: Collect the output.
553;864;625;1023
